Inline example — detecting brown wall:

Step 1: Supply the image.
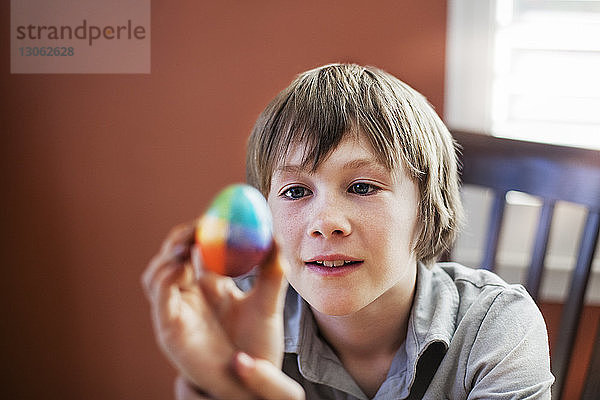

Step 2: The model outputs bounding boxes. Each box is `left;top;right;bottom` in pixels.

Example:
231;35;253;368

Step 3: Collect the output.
1;1;448;399
541;302;599;400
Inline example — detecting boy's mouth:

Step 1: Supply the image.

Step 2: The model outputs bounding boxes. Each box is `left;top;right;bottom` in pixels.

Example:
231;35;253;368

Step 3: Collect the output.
307;260;361;268
304;256;364;276
304;254;363;269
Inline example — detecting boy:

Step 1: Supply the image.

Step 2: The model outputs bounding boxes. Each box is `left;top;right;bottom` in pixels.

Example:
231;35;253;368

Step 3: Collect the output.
142;64;554;399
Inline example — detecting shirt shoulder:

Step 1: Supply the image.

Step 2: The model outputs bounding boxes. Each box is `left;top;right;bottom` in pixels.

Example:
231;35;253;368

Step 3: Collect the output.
434;262;533;315
423;263;553;399
436;261;514;289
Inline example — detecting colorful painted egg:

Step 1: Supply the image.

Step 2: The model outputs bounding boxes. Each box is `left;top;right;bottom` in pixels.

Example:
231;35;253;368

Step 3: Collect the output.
195;184;273;277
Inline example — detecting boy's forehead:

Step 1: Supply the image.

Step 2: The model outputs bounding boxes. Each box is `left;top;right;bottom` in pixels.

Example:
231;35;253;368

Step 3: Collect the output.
275;134;377;167
272;134;403;178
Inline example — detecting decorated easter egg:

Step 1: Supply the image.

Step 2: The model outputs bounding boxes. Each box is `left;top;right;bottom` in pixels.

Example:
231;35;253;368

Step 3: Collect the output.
195;184;273;277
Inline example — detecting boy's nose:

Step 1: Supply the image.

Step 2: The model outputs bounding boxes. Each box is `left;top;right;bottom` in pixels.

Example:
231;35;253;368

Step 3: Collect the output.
307;199;352;239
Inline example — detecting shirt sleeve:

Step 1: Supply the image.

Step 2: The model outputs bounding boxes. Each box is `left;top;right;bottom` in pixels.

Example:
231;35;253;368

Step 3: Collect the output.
464;286;555;399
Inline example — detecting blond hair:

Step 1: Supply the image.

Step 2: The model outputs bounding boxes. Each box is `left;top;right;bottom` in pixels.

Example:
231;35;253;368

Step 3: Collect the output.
246;63;463;265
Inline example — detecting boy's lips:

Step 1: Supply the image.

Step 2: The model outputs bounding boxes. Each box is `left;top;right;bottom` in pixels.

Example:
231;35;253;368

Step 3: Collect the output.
304;254;364;275
305;253;362;263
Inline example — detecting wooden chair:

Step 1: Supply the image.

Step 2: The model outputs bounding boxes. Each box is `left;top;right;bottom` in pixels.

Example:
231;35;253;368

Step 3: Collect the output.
451;130;600;400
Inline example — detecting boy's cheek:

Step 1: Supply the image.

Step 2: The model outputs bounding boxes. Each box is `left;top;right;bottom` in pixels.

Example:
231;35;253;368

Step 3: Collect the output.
269;210;293;245
269;202;299;233
272;221;299;246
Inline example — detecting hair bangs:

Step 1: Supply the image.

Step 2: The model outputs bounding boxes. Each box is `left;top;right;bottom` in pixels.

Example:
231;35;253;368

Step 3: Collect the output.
271;69;358;174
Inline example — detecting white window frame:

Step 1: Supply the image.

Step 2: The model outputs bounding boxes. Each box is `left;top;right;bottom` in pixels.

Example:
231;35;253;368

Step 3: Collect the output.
446;0;600;149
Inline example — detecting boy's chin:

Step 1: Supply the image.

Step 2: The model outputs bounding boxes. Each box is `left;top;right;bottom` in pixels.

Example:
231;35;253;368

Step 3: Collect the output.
306;295;373;317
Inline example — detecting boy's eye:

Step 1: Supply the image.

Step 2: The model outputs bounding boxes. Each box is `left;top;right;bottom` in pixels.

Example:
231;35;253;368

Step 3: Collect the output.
348;182;379;195
282;186;312;200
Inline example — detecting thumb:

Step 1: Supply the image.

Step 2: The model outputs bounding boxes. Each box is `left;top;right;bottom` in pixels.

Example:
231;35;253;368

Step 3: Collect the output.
250;242;288;315
232;352;305;400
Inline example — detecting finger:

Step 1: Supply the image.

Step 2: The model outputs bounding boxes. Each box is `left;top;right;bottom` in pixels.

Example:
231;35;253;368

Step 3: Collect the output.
153;263;198;329
142;221;196;297
144;250;196;306
250;243;288;315
197;269;244;317
142;248;184;299
233;352;305;400
175;364;257;400
174;376;213;400
160;221;197;257
191;243;203;280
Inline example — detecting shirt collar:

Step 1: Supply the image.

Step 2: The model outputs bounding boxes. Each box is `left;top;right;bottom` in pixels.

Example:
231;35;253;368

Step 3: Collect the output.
410;262;459;351
398;262;459;395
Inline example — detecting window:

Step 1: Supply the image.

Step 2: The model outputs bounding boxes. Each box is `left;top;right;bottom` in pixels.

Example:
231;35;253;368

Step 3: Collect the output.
445;0;600;150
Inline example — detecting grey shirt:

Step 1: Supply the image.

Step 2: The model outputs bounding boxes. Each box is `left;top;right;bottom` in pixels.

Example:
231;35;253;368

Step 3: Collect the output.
235;262;554;399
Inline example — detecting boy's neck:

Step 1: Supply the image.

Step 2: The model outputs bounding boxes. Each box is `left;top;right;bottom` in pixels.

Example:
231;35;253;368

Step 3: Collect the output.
312;280;415;357
310;270;416;396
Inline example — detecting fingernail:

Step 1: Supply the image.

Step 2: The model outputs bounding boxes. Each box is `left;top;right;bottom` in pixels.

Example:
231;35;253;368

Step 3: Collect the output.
235;352;255;376
191;245;204;279
173;244;189;263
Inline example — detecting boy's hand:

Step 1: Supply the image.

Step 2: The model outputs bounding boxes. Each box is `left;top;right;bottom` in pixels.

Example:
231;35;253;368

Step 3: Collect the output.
141;220;289;399
175;353;305;400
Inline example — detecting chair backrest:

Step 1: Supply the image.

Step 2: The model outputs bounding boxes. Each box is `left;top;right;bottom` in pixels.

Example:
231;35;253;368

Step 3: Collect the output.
452;131;600;400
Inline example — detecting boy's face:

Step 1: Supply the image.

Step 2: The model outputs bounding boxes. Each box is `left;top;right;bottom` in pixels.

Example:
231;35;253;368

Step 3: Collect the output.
267;133;420;316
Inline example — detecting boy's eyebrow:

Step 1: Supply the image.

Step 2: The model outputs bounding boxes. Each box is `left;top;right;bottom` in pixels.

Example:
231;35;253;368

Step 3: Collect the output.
275;164;308;174
275;158;387;174
343;158;387;171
